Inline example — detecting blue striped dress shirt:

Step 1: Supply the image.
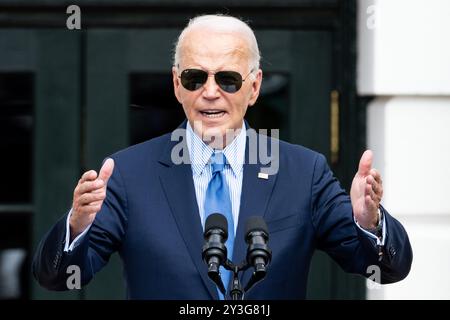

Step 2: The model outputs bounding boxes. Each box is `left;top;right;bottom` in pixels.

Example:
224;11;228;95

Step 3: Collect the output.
186;121;246;234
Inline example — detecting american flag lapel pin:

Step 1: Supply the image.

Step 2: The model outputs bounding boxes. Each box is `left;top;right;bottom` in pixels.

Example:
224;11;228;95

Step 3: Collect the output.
258;172;269;180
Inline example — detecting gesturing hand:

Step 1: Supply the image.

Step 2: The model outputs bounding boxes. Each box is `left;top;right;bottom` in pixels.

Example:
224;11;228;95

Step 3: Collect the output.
350;150;383;229
70;158;115;239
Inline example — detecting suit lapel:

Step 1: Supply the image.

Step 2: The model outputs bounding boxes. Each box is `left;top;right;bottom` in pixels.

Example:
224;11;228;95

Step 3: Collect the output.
158;125;218;299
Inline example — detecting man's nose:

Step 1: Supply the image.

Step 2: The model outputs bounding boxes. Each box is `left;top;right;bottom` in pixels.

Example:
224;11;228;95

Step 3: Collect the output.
202;74;220;99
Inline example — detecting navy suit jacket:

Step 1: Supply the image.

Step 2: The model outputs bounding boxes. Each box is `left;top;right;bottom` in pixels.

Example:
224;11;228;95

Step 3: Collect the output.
33;122;412;299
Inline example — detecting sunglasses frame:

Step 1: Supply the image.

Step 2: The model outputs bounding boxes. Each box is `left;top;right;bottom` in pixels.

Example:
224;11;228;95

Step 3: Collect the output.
177;67;254;93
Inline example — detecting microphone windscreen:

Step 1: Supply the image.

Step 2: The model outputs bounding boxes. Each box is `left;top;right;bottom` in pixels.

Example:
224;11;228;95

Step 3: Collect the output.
245;216;268;236
205;213;228;234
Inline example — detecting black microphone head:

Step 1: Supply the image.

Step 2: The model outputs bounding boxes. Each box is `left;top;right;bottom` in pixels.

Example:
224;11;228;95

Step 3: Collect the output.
245;216;269;237
205;213;228;238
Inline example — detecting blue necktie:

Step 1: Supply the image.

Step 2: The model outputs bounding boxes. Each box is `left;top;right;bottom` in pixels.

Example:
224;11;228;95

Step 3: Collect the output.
204;152;234;300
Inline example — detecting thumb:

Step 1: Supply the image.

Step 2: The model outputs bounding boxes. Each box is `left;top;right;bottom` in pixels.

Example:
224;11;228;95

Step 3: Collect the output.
98;158;115;184
357;150;373;176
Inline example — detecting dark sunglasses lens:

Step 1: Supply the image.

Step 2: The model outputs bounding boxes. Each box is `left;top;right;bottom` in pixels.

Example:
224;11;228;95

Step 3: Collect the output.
180;69;208;91
215;71;242;93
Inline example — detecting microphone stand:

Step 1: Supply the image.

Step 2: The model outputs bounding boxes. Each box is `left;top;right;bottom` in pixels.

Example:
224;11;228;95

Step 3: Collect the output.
222;259;265;300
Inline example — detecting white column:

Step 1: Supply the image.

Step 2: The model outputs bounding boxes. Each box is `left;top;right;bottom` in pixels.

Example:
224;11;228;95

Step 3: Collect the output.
367;97;450;299
358;0;450;299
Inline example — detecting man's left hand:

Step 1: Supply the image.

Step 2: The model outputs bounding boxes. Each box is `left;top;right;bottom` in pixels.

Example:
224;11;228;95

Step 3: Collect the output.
350;150;383;229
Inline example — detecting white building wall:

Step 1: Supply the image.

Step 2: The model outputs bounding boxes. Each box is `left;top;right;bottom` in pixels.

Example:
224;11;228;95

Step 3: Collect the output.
358;0;450;95
358;0;450;299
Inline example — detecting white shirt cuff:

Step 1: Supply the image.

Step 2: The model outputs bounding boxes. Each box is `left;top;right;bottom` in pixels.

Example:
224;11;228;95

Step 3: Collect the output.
354;208;386;246
64;208;92;252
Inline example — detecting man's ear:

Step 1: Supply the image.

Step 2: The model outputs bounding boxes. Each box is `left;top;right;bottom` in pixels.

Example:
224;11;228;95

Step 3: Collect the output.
172;66;182;104
248;69;263;107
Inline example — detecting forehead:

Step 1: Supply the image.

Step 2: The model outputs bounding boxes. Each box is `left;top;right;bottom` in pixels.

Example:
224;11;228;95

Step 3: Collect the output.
179;30;250;70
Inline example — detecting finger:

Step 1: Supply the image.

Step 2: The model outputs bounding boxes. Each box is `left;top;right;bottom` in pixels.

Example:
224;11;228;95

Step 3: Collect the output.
367;175;377;191
370;188;381;203
369;168;382;184
76;179;104;195
77;191;106;206
357;150;373;176
371;179;383;199
99;158;115;185
80;170;98;183
78;203;103;215
365;195;378;214
366;181;381;204
366;175;383;200
89;200;103;207
365;182;373;197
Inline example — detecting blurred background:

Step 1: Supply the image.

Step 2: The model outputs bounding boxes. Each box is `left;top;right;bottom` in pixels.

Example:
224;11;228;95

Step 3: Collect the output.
0;0;448;300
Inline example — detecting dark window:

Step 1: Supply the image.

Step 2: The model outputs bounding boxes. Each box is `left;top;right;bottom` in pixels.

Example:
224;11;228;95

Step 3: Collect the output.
245;72;291;141
129;73;185;146
0;72;33;300
0;73;34;203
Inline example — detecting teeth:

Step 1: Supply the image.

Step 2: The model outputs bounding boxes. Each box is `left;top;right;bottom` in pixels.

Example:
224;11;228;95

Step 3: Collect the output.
201;111;225;118
202;110;223;114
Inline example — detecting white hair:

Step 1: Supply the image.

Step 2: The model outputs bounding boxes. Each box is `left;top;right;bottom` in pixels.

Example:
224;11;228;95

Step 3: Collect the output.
173;14;261;72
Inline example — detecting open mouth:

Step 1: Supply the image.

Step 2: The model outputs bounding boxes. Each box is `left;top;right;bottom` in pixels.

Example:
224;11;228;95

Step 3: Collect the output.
199;110;226;118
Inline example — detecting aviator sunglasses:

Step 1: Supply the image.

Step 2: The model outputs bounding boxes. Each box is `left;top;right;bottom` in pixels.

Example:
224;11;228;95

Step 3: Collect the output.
179;68;254;93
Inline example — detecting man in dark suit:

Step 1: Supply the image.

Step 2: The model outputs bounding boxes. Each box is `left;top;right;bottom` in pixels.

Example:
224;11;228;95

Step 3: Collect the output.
33;14;412;299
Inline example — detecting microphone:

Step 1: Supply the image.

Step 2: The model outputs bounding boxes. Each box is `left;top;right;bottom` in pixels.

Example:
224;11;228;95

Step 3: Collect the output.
202;213;228;295
244;216;272;291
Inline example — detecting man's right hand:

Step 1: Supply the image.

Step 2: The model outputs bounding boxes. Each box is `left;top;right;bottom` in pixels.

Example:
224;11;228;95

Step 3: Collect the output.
70;158;115;240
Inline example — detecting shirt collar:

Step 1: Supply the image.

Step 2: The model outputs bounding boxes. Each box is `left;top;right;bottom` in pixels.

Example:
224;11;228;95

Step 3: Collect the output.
186;121;246;177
